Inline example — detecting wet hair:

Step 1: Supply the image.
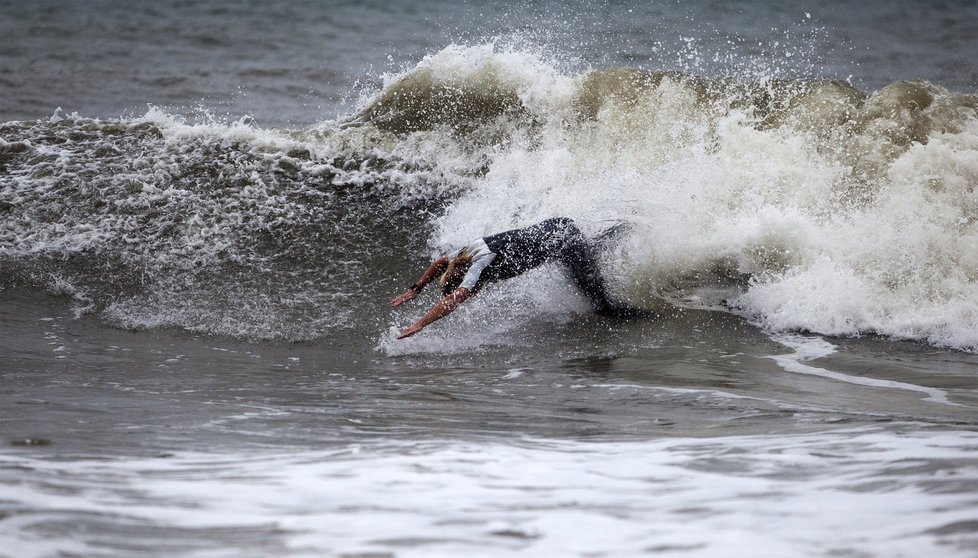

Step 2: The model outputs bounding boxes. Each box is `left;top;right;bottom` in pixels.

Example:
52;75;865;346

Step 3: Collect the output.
439;249;473;296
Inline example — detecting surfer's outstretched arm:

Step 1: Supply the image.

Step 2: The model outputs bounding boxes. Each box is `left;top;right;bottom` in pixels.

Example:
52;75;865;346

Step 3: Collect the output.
397;288;472;339
391;256;451;307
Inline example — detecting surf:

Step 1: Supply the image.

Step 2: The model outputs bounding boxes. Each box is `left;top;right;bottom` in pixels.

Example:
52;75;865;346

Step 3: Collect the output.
1;43;976;351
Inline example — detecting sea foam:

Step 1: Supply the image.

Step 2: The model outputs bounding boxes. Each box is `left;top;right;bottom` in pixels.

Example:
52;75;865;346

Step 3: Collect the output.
2;42;975;350
360;44;978;352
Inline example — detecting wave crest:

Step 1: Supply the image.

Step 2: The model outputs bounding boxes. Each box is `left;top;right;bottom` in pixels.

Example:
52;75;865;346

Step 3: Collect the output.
2;43;976;350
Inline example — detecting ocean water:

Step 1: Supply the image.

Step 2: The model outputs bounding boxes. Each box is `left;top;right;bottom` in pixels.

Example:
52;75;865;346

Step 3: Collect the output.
2;1;977;557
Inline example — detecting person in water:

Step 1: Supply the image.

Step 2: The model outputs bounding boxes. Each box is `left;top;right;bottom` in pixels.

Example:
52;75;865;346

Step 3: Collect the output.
391;217;640;339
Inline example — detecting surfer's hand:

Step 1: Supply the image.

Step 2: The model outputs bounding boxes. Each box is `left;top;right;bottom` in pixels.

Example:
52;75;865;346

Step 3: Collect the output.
397;323;423;339
391;289;417;307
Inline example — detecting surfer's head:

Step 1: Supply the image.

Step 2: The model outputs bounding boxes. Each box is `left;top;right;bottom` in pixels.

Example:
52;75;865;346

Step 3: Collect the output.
439;249;473;296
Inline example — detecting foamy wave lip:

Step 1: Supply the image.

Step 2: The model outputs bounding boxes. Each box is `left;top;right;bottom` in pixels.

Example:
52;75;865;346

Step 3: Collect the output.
344;42;580;133
401;42;578;112
134;105;311;152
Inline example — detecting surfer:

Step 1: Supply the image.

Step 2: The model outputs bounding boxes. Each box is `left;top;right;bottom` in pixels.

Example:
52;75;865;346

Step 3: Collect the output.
391;217;642;339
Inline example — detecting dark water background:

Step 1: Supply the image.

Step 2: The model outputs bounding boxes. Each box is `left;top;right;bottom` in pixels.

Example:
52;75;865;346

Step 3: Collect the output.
2;0;975;126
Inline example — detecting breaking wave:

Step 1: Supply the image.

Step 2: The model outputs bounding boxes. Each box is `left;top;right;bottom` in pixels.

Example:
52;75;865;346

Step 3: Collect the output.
1;43;976;350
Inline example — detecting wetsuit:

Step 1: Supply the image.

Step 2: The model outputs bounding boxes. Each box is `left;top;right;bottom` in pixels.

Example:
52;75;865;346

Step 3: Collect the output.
448;218;619;313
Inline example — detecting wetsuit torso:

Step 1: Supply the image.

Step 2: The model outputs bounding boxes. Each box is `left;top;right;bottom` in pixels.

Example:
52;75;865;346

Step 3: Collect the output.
448;218;612;310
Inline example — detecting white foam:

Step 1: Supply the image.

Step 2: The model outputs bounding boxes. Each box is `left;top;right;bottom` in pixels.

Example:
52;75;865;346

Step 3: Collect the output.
6;42;976;350
3;428;976;557
767;334;957;405
367;44;978;352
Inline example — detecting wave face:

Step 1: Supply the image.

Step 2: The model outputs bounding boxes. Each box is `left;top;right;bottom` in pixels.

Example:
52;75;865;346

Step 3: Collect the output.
2;44;977;350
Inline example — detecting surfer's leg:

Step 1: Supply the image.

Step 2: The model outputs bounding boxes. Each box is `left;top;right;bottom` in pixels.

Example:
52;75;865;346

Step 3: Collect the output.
498;218;647;317
555;219;650;318
552;220;616;311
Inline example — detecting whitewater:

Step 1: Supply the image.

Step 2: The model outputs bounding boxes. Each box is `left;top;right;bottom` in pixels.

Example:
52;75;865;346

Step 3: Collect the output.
3;43;976;350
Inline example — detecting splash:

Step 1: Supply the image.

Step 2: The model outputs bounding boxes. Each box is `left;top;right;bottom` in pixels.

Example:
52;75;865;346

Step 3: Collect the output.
358;44;978;352
2;43;976;350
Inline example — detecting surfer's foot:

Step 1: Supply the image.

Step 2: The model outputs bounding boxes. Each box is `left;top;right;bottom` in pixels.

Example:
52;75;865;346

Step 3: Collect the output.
593;222;633;249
